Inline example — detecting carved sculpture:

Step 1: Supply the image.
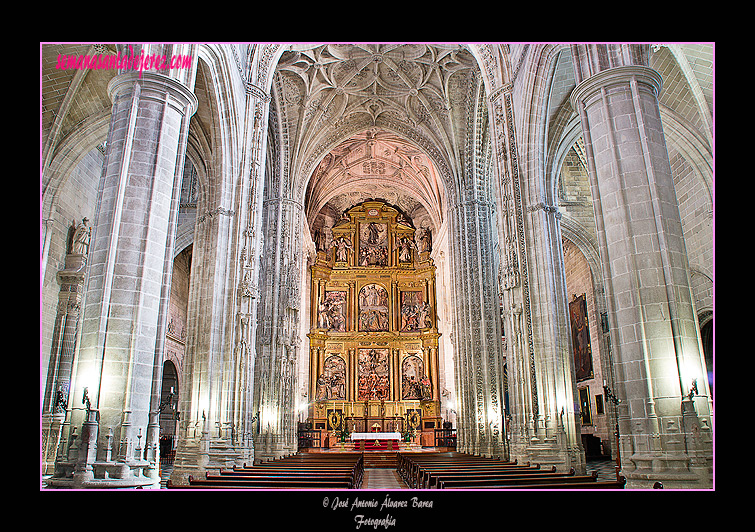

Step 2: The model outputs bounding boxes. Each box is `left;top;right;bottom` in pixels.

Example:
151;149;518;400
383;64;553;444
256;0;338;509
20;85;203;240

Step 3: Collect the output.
329;236;353;263
70;218;91;255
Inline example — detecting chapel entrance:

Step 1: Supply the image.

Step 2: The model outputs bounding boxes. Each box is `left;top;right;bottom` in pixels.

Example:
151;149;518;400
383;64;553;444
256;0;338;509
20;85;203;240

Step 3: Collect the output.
305;200;442;450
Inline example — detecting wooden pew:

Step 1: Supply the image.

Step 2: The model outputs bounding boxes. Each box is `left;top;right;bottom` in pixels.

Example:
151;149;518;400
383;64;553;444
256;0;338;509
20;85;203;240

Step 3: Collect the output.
441;473;627;490
236;453;364;487
183;474;354;489
398;452;522;488
422;466;562;489
167;452;364;489
397;452;494;482
400;454;514;487
225;467;362;488
438;469;593;489
398;452;625;490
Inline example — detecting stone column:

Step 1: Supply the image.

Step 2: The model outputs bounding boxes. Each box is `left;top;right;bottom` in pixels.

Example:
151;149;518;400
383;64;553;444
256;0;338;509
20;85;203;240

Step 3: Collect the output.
570;44;712;488
50;70;197;488
253;196;305;460
448;197;506;458
171;88;271;483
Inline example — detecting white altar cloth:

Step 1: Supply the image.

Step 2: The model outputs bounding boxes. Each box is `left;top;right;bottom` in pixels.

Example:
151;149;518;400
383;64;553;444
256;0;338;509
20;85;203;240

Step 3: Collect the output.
350;432;401;441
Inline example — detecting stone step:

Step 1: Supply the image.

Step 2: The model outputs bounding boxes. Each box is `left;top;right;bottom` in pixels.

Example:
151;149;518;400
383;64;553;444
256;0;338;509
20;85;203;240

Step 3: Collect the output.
361;452;398;468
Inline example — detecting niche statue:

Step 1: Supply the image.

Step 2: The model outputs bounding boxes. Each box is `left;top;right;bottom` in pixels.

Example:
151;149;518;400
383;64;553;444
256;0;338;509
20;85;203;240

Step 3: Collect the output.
69;218;91;255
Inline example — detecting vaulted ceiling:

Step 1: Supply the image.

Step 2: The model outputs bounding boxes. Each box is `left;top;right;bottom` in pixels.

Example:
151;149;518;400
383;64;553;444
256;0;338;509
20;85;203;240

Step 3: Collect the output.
269;44;483;235
304;128;445;234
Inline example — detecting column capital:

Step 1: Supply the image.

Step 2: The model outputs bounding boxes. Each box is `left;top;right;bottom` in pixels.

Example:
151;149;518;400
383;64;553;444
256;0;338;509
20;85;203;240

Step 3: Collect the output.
107;71;198;117
570;65;663;112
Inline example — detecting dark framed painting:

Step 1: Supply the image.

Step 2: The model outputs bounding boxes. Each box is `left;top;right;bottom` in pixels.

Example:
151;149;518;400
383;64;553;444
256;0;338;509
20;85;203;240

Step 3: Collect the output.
569;294;594;382
579;387;592;426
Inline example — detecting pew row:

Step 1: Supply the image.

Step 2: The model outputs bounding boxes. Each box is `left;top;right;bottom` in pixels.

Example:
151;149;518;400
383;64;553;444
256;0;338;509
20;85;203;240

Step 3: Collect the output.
397;452;626;490
167;453;363;489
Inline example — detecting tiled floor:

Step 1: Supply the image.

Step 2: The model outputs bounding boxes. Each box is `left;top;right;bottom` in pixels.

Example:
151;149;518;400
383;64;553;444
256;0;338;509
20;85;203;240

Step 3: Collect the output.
586;458;620;481
363;468;407;489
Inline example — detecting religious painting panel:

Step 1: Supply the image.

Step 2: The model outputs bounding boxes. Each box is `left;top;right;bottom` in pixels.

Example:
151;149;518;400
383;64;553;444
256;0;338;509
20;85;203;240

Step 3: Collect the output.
569;294;593;382
317;290;348;332
315;355;346;401
359;221;388;266
400;291;431;331
579;386;592;426
358;283;389;332
401;354;432;400
405;408;422;431
357;348;390;400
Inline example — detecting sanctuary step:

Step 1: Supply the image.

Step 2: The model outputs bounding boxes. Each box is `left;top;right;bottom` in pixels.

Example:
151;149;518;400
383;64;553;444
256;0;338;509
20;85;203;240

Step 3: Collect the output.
362;452;399;468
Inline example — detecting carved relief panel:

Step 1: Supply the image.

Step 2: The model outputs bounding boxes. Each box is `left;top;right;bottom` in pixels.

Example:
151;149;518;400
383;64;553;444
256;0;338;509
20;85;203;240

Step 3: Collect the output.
318;291;348;332
400;291;431;332
315;355;347;400
357;348;390;400
358;284;389;332
359;221;388;267
401;354;431;400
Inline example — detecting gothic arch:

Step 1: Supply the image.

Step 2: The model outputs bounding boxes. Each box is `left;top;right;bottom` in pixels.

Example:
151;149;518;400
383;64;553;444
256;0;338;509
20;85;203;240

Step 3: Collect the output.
516;43;570;206
302;126;449;230
296;124;453;211
467;43;513;96
175;45;251;441
498;43;586;467
192;45;243;214
40;110;111;281
41;109;111;223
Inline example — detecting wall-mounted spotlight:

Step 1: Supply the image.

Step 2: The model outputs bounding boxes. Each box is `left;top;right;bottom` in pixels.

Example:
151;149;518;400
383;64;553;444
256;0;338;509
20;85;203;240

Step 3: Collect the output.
603;380;620;406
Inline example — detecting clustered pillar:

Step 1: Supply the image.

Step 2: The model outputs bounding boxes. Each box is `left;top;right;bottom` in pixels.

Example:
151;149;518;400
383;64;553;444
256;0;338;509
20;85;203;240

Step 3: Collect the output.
570;44;713;487
47;69;197;488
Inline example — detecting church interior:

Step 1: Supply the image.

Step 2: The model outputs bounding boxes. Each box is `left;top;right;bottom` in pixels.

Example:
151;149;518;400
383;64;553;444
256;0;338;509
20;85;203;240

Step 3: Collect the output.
40;43;714;492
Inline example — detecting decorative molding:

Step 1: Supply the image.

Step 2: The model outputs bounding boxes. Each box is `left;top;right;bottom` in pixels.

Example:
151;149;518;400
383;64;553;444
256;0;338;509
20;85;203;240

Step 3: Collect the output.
197;206;235;224
527;202;562;219
107;71;199;116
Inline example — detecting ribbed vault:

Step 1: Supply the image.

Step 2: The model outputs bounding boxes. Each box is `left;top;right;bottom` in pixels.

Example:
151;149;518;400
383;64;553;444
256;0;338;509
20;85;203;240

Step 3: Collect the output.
305;128;445;241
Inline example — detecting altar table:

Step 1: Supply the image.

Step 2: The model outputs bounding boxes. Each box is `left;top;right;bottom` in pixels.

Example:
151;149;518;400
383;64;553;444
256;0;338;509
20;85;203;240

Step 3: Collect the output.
351;432;401;451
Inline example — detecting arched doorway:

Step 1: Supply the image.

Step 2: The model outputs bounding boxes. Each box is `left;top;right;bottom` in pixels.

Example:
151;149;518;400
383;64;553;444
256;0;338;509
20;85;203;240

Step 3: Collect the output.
159;360;179;465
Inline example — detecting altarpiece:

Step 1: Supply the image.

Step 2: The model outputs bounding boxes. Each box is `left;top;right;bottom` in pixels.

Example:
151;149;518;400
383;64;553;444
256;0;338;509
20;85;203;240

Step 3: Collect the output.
307;201;441;445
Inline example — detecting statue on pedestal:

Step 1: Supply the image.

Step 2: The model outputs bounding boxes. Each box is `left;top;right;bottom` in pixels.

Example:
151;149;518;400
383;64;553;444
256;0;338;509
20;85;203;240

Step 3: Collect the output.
70;218;91;255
